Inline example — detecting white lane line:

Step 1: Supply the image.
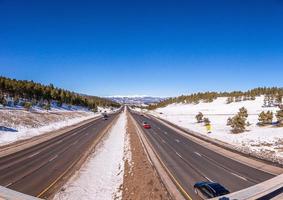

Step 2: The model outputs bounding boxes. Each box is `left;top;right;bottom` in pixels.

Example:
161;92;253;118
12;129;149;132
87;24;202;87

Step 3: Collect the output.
49;155;58;162
5;182;13;187
56;140;63;144
161;139;166;144
230;172;248;181
176;152;183;158
164;131;168;135
175;139;180;143
72;141;78;145
205;176;213;182
194;152;202;157
28;151;40;158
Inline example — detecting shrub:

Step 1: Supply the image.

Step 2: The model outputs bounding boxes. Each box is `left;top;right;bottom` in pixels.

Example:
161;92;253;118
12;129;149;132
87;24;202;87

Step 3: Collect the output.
195;112;204;123
24;102;32;111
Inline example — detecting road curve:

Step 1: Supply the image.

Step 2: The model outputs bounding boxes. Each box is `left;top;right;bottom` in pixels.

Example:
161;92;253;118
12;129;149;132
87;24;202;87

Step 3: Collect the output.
0;111;120;198
129;110;275;199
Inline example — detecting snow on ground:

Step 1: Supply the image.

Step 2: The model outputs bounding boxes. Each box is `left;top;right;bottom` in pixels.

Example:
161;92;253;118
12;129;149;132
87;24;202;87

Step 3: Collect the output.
0;109;98;146
54;108;127;200
0;105;120;146
149;96;283;159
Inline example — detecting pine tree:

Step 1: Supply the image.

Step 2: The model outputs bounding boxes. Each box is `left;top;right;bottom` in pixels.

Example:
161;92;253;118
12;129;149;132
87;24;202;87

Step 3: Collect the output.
24;102;32;111
276;110;283;126
238;107;248;118
258;111;267;125
227;117;232;126
226;97;233;104
266;111;273;124
230;114;246;133
195;112;204;123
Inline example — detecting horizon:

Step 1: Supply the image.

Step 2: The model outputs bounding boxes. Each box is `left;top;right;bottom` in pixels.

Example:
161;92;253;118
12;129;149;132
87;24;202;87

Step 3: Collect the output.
1;0;283;96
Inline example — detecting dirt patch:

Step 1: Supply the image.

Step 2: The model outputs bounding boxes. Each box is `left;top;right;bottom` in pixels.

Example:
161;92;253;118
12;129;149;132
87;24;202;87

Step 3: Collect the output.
122;114;171;200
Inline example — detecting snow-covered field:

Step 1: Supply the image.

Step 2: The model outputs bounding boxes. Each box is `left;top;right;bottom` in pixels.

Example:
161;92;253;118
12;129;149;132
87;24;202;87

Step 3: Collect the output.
54;108;128;200
0;105;119;146
149;96;283;159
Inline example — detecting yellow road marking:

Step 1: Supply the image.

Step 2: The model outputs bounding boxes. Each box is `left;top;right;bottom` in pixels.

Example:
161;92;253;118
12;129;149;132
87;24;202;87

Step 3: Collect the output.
131;113;193;200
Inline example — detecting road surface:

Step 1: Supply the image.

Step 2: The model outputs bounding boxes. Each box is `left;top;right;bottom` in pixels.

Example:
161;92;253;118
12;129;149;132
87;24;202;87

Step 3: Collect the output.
129;110;275;199
0;111;120;198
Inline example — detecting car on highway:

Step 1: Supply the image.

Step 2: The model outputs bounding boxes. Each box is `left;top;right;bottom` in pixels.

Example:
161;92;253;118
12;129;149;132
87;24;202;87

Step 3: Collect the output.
194;181;230;199
102;114;108;120
142;121;151;129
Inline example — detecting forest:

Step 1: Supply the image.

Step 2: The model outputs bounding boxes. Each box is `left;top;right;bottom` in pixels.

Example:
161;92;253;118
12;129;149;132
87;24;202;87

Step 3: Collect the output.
0;76;120;110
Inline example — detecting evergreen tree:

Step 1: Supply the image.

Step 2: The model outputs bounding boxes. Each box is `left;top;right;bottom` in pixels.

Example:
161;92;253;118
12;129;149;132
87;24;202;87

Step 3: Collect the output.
226;97;233;104
230;114;246;133
227;117;232;126
195;112;204;123
238;107;248;118
258;111;267;125
276;109;283;126
24;102;32;111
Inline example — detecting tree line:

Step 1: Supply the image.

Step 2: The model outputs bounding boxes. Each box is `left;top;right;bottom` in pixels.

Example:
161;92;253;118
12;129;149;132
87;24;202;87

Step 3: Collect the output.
148;87;283;110
0;76;120;110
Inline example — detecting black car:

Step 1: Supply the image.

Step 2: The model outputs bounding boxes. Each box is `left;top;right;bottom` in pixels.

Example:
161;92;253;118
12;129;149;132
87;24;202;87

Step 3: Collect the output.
194;181;230;199
102;114;108;120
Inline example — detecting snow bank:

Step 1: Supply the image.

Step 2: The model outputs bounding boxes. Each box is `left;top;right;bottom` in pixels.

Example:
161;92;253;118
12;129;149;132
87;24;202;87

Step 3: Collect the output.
0;112;97;146
149;96;283;159
54;109;127;200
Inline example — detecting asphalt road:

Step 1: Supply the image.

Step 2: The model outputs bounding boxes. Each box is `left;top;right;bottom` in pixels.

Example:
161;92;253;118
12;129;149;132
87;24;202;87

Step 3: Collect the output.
129;110;275;199
0;111;120;198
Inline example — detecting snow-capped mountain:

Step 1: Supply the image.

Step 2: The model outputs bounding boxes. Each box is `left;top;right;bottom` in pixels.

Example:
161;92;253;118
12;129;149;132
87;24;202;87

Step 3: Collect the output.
106;96;165;105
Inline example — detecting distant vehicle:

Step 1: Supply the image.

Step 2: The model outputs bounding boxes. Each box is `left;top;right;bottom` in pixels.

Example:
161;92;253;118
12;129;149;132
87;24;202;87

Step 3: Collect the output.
103;114;108;120
143;121;151;129
194;181;230;199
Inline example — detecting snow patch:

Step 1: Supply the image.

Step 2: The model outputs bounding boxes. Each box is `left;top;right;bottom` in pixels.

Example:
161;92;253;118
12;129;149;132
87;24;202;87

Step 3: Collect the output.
54;109;127;200
149;96;283;159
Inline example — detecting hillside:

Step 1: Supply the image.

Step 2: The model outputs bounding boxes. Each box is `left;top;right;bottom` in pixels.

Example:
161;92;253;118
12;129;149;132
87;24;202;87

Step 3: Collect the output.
0;76;120;110
148;95;283;163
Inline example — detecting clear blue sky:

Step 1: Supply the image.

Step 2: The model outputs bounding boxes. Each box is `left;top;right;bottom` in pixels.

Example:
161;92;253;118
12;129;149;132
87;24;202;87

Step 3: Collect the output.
0;0;282;97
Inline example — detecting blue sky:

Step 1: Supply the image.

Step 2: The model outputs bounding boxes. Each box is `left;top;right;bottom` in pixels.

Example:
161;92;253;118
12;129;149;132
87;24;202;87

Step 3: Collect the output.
0;0;282;97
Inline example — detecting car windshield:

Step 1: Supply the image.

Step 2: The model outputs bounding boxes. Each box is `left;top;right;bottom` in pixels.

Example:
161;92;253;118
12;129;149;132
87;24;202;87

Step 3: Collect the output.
209;183;229;196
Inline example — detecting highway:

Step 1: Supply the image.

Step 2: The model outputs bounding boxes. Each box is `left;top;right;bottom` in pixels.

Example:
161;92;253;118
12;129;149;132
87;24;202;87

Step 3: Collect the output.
129;110;275;199
0;111;120;198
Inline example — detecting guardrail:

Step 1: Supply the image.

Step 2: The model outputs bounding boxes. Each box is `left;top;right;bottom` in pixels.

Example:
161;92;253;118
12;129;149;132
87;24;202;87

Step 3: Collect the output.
0;186;43;200
211;174;283;200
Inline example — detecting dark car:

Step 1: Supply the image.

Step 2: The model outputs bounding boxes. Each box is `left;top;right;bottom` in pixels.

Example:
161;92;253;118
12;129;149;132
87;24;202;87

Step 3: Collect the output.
194;181;230;199
103;114;108;120
142;121;151;129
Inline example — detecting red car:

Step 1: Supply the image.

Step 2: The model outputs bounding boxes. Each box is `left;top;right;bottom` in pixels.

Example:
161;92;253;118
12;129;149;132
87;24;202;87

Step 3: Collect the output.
143;121;151;129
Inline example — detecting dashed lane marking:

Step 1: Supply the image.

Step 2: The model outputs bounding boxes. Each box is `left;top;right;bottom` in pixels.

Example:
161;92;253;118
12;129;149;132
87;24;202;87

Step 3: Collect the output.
194;152;202;157
231;172;248;181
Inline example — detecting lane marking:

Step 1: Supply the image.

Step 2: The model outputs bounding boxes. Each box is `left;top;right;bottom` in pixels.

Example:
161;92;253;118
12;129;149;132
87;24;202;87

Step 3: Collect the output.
194;152;202;157
230;172;248;181
176;152;183;158
56;140;63;144
161;139;166;144
5;182;12;187
175;139;180;143
164;131;168;135
49;155;58;162
72;141;78;145
28;151;40;158
205;176;213;182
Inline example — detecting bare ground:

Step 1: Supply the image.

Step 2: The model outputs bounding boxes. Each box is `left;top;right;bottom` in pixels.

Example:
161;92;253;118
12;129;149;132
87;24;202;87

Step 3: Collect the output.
122;114;171;200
